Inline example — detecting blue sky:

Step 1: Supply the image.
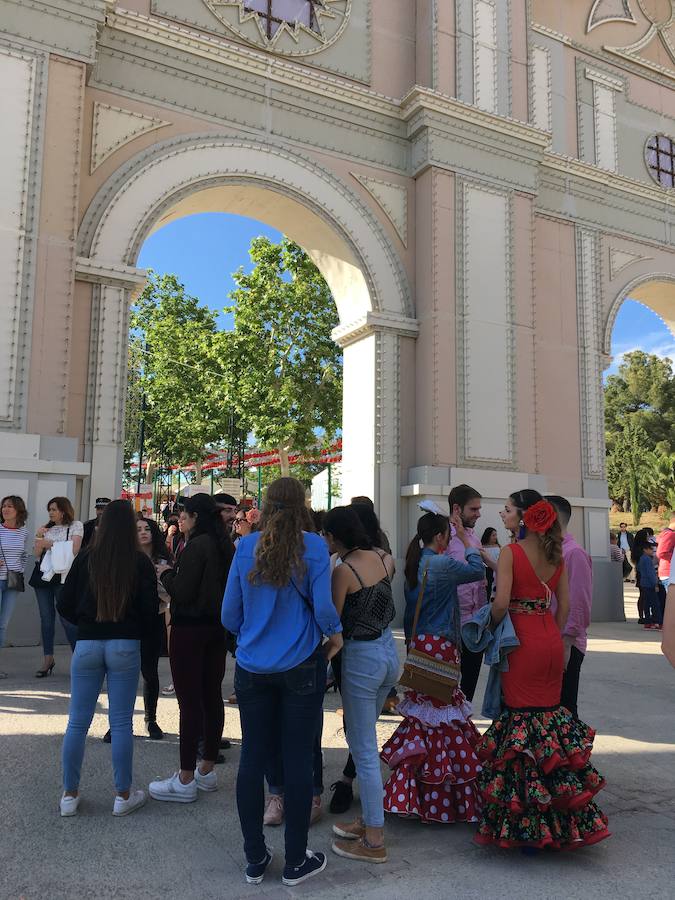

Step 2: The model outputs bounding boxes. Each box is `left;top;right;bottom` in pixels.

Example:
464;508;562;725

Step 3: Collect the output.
139;212;675;371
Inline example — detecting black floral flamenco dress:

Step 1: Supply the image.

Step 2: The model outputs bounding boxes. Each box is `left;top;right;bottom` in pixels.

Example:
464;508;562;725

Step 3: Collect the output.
475;543;610;850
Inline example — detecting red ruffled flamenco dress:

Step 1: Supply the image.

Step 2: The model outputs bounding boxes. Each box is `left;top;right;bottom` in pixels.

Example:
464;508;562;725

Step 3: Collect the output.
381;635;483;824
475;543;610;850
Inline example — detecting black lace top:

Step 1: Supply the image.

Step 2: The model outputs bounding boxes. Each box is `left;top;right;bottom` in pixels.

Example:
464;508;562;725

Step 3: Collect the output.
340;551;395;640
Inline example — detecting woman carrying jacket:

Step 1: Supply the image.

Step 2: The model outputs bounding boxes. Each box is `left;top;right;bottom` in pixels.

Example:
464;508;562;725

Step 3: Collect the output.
57;500;159;817
381;512;485;825
150;493;234;803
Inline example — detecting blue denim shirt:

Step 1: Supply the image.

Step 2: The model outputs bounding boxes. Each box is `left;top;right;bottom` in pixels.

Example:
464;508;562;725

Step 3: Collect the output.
404;546;485;644
221;531;342;674
462;604;520;719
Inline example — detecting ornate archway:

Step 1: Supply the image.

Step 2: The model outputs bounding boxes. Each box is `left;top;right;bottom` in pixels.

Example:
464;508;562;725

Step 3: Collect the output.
76;134;417;551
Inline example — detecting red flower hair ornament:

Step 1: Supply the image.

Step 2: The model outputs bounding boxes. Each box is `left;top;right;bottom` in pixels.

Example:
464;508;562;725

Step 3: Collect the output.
522;500;557;534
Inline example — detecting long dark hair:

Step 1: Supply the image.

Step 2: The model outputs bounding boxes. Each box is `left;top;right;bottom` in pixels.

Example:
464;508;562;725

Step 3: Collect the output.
250;478;313;587
481;527;498;547
183;493;233;565
139;516;174;564
350;501;389;551
47;496;74;525
89;500;139;622
404;513;449;589
632;527;655;571
323;506;372;552
510;489;562;566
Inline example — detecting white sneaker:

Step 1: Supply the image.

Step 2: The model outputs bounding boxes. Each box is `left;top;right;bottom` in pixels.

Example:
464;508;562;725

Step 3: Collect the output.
149;772;197;803
60;794;80;817
113;789;147;817
194;767;218;792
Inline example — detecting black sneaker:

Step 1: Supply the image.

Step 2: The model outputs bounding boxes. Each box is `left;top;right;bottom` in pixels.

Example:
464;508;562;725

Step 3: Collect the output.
220;738;231;750
147;721;164;740
196;752;226;765
245;847;273;885
102;729;111;744
329;780;353;814
281;850;326;886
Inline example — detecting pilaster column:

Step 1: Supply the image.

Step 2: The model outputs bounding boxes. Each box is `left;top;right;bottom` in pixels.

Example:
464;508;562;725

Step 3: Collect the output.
333;311;418;556
76;258;147;510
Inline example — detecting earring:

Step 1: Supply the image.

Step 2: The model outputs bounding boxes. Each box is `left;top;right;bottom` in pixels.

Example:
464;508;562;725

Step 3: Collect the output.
518;520;527;541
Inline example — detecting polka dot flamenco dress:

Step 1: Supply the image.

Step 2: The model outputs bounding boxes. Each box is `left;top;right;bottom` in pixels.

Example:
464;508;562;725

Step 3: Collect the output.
381;636;483;824
475;543;610;850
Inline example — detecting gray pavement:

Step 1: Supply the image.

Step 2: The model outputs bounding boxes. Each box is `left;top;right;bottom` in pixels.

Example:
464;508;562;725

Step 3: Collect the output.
1;588;674;900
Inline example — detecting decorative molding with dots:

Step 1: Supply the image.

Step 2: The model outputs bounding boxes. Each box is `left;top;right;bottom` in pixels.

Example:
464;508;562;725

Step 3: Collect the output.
352;174;408;247
90;102;170;173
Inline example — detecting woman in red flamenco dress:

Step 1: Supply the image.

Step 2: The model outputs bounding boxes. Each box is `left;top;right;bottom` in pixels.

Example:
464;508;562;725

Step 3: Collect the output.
475;490;610;850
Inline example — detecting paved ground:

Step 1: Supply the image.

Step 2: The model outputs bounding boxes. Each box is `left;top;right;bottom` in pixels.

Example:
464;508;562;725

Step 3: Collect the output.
1;587;674;900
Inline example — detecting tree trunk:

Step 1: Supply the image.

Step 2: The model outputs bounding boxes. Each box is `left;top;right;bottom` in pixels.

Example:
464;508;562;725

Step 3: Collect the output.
278;447;290;477
194;460;203;483
145;458;156;485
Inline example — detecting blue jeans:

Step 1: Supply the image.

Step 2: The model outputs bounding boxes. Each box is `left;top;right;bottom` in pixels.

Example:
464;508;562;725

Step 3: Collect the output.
35;582;77;654
62;639;141;793
235;648;326;867
0;579;19;649
340;630;399;827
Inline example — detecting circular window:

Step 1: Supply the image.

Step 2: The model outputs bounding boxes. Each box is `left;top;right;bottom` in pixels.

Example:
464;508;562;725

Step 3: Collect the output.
645;134;675;188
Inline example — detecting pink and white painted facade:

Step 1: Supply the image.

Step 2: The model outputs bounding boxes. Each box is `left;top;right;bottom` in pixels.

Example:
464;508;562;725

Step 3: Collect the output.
2;1;675;625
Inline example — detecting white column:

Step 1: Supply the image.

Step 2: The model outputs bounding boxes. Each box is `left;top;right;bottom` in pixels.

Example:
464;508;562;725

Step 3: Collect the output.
333;311;419;556
585;67;623;173
76;259;146;509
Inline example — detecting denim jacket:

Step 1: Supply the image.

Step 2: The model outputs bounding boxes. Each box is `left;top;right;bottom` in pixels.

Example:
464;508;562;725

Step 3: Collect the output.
462;604;519;719
404;546;485;645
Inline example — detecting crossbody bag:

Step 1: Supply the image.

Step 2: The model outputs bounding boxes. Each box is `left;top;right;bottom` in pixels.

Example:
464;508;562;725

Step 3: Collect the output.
399;563;460;703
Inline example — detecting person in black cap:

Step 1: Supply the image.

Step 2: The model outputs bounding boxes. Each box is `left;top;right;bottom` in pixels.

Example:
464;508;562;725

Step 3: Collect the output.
213;493;239;538
82;498;111;548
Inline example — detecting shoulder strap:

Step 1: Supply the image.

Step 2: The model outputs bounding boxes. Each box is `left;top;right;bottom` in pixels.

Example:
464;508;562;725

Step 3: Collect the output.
410;562;430;639
375;549;390;579
342;560;366;589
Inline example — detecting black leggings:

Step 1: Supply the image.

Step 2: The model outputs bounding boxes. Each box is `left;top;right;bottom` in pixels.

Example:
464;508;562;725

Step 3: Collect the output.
460;640;483;703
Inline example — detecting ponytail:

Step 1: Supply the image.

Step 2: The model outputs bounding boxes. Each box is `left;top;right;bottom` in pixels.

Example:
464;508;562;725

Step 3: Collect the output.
404;512;449;589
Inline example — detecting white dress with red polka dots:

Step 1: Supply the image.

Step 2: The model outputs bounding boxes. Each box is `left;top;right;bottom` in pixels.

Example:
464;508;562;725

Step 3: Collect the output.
381;634;483;824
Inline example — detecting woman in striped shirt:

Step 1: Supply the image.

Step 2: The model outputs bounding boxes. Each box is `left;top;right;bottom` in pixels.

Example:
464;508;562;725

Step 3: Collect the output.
0;496;28;678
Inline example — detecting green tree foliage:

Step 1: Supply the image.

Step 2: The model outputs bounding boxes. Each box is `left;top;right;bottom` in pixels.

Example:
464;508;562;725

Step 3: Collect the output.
605;351;675;520
605;351;675;452
222;237;342;476
129;272;236;480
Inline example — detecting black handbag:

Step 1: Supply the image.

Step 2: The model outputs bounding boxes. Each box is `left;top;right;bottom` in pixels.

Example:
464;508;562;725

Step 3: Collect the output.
28;557;50;589
0;538;25;592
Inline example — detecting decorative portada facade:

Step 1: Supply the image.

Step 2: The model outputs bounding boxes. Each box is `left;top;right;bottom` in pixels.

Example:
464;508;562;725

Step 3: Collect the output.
2;1;675;617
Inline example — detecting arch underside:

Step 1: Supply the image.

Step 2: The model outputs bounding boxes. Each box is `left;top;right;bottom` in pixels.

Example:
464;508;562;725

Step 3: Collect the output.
605;274;675;356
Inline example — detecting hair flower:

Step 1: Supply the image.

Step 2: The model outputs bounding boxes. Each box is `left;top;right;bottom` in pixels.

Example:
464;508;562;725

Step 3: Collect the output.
246;508;261;525
523;500;557;533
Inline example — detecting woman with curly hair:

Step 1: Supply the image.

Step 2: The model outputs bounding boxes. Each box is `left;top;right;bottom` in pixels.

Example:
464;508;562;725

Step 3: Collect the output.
474;490;610;850
222;477;343;888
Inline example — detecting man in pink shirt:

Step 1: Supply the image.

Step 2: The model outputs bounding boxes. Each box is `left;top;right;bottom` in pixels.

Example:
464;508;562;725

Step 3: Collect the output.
546;495;593;718
656;514;675;588
446;484;487;702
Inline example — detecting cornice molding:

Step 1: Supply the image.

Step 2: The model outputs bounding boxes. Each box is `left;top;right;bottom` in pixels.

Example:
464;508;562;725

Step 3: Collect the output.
332;312;419;348
75;256;147;289
400;86;551;150
105;10;398;119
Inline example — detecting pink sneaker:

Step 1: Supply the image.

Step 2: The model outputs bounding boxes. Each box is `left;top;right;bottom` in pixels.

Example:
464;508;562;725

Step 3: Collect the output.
263;794;284;826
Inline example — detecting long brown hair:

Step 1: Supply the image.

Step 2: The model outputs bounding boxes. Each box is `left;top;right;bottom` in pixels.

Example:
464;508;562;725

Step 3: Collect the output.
88;500;139;622
510;489;562;566
249;478;312;587
47;496;74;525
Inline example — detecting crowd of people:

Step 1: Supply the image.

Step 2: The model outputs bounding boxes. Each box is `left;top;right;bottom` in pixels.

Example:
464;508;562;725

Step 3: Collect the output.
1;483;674;885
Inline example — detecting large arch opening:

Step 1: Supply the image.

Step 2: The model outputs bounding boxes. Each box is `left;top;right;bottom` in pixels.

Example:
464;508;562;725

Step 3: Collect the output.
603;275;675;535
76;135;416;553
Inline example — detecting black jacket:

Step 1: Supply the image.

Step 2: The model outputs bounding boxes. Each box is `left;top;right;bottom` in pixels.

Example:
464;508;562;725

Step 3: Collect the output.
160;532;233;626
57;550;160;641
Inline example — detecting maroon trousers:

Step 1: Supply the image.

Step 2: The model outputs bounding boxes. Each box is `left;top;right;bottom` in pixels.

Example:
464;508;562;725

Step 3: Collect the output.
170;623;226;771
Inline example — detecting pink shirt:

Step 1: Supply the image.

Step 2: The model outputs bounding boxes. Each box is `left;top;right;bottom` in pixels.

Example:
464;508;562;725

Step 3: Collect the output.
657;528;675;581
446;526;487;626
551;533;592;655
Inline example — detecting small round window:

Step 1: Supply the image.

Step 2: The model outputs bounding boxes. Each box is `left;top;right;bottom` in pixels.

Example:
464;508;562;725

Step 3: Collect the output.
645;134;675;188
